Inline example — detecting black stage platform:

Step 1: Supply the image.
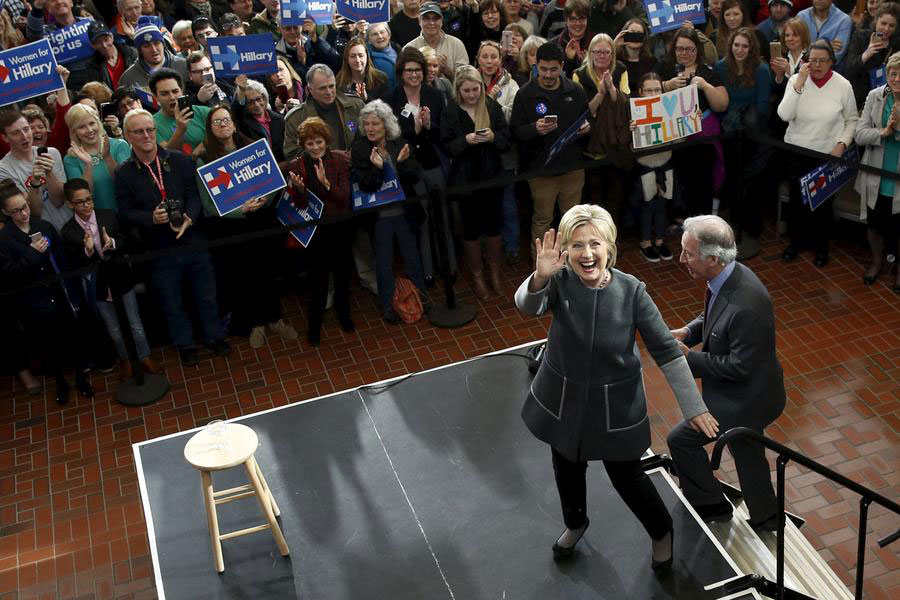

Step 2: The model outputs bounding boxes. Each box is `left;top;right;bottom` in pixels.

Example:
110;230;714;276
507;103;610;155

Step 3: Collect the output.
135;344;759;600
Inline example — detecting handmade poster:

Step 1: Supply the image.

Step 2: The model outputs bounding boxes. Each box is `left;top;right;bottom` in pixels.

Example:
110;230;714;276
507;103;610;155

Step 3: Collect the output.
336;0;390;24
544;109;590;167
630;85;702;149
643;0;706;34
352;162;405;209
198;138;286;216
208;34;278;78
0;39;64;108
46;19;94;64
276;189;324;247
800;145;859;211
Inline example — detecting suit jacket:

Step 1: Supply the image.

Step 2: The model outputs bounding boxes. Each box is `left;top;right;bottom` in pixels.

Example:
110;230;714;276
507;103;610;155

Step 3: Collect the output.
61;209;137;300
684;262;785;430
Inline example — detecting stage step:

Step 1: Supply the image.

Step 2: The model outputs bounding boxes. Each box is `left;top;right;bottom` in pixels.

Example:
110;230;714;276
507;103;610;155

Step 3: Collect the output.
707;498;852;600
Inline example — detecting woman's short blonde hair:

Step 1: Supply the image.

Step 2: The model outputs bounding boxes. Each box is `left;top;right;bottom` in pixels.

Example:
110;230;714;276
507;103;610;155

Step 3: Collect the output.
887;51;900;75
557;204;618;268
64;104;102;145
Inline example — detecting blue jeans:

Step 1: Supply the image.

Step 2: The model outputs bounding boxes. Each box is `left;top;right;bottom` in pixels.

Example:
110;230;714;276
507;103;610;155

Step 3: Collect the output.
95;289;151;360
150;252;223;349
375;214;426;311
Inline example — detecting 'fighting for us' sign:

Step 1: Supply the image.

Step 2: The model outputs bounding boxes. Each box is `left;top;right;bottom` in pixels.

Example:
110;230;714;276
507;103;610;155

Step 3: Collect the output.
198;138;286;216
0;39;65;108
630;85;702;149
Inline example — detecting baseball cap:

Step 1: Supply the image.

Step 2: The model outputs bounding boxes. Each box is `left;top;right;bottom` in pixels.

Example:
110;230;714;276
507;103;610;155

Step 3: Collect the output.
419;2;442;17
768;0;792;7
87;21;113;43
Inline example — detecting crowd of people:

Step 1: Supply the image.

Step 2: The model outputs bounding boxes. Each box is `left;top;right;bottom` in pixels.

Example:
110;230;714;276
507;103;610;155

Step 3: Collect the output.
0;0;898;405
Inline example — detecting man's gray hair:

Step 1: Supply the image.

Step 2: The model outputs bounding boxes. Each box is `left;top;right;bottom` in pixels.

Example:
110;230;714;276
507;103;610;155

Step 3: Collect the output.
172;20;193;39
367;22;390;41
682;215;737;265
359;99;401;140
123;108;154;132
306;64;334;86
244;79;269;106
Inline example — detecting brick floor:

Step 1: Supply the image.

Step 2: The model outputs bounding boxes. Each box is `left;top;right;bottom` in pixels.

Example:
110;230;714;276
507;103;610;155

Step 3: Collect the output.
1;228;898;600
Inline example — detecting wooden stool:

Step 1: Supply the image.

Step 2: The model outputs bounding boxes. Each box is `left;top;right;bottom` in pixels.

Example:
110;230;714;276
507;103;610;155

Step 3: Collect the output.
183;423;290;572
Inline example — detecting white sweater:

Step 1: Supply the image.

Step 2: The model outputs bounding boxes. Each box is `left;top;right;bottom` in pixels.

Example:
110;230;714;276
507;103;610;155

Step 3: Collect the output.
777;71;858;154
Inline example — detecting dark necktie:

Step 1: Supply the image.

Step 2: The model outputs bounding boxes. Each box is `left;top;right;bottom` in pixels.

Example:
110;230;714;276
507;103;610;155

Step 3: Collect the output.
704;287;712;330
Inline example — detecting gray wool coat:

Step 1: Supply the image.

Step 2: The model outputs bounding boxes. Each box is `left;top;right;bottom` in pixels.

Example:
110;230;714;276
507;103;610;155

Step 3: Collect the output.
516;268;707;463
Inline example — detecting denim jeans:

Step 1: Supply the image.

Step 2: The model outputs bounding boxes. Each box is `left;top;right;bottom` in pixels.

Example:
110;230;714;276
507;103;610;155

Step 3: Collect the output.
95;289;150;360
374;214;426;311
150;251;223;348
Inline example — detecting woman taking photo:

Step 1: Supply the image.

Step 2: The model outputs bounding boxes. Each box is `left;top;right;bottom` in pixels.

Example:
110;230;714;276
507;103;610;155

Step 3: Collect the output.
63;105;132;211
844;2;900;109
614;18;657;89
854;50;900;293
501;23;529;75
196;105;296;349
657;27;730;217
441;65;512;299
466;0;508;61
351;100;430;324
777;40;858;267
336;37;390;103
286;117;357;344
515;204;713;566
771;17;811;88
266;56;305;114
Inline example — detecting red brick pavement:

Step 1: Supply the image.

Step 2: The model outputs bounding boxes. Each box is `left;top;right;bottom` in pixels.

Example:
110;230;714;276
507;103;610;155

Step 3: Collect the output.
1;232;898;600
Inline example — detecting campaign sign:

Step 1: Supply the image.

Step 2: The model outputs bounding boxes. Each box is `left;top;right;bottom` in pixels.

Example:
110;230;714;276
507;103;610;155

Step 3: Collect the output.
336;0;390;24
198;138;286;216
631;85;702;149
643;0;706;34
133;86;158;109
46;18;94;65
870;65;887;89
276;188;324;247
208;34;278;78
308;0;335;23
280;0;307;26
0;39;64;108
800;145;859;211
544;109;590;167
352;162;405;209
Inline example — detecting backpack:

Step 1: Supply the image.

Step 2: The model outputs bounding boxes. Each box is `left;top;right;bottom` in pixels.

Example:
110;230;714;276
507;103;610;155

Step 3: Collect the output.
392;276;424;324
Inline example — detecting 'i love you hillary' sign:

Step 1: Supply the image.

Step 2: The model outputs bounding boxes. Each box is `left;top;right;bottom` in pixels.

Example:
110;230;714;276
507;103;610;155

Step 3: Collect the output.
630;84;702;149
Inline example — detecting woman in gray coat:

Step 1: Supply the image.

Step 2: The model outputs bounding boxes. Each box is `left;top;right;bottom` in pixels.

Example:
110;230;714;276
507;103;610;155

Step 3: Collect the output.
854;51;900;293
515;204;718;567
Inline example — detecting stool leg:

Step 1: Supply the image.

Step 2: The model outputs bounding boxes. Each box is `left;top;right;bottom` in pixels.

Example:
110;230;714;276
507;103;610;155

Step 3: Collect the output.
252;456;280;517
201;470;225;572
244;459;290;557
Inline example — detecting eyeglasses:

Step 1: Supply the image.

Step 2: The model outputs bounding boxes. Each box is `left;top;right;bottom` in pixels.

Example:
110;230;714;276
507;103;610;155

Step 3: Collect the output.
591;49;613;56
129;127;156;137
403;68;423;73
5;204;29;215
807;57;831;65
70;196;94;206
212;117;233;126
675;45;697;53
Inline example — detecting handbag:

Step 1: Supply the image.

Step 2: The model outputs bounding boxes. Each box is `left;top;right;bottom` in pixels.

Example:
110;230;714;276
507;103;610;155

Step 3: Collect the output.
392;276;424;324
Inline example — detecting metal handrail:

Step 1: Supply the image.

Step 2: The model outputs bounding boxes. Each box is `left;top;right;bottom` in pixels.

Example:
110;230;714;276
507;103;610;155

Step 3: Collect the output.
710;427;900;600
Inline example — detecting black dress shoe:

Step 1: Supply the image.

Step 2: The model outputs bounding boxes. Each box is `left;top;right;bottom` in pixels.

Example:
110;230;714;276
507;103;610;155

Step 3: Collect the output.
306;329;321;347
814;252;829;268
748;514;780;532
339;317;355;333
651;528;674;570
75;374;94;399
781;245;798;261
179;347;200;367
863;273;878;285
424;275;435;288
552;517;589;562
694;500;733;523
206;339;232;357
55;378;70;406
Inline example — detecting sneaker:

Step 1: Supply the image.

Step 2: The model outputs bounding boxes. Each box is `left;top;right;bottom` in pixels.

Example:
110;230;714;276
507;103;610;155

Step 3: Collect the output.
249;326;266;349
655;243;673;261
640;245;660;263
268;319;297;340
206;339;232;357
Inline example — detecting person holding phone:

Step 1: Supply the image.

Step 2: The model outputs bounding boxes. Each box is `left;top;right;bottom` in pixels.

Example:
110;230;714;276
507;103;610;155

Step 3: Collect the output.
149;68;210;154
62;105;131;211
441;65;512;299
844;2;900;108
265;56;305;114
614;18;656;88
185;52;235;107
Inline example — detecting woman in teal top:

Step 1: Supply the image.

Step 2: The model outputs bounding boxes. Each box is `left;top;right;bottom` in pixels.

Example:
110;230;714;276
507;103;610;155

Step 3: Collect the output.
63;104;132;211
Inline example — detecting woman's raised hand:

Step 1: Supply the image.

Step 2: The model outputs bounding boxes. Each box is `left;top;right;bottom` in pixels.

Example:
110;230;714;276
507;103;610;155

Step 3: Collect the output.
534;229;567;282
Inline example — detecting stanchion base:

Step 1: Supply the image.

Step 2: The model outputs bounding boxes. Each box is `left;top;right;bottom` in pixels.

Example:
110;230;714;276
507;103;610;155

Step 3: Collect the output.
115;374;170;407
427;302;477;328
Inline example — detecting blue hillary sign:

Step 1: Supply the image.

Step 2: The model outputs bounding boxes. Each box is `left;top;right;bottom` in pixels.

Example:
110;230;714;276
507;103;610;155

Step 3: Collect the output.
336;0;390;24
800;145;859;211
544;110;590;167
198;138;286;216
276;189;324;247
280;0;307;26
208;34;278;78
46;18;94;65
0;39;64;108
643;0;706;34
352;162;405;209
308;0;335;24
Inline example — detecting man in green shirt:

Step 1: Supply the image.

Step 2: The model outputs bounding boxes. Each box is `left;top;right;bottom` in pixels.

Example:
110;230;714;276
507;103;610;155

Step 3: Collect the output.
148;68;210;155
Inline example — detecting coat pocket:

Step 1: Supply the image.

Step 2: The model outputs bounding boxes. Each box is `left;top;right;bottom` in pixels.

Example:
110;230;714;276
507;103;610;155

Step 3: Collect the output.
604;371;647;432
529;361;567;421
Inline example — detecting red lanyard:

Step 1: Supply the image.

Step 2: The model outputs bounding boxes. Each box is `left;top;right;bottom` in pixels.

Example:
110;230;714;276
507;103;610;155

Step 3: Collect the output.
143;156;167;201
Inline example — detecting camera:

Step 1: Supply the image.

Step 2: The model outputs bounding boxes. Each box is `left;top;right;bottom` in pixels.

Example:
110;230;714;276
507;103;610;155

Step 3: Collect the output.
623;31;644;43
162;198;185;229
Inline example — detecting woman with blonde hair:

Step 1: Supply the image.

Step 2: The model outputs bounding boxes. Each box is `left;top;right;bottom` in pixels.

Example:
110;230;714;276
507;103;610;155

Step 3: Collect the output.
441;65;511;299
515;204;712;565
335;36;389;102
266;56;305;113
420;46;454;104
63;104;131;211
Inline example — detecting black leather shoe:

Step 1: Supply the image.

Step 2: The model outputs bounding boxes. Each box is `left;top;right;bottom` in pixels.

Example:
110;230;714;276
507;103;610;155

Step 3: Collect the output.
75;373;94;399
306;329;321;347
206;339;232;357
651;528;674;570
781;245;798;261
814;252;829;268
552;517;589;562
748;514;780;532
55;378;70;406
179;347;199;367
339;317;355;333
863;273;878;285
694;500;733;523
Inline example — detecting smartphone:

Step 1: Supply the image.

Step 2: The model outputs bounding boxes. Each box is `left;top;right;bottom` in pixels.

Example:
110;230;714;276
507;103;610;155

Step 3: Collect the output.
676;63;686;74
544;115;557;124
801;48;810;63
769;41;782;58
623;31;644;43
476;128;490;135
177;96;191;112
874;32;884;39
37;146;48;155
276;85;290;104
202;72;214;85
501;30;513;51
29;232;43;243
100;102;114;120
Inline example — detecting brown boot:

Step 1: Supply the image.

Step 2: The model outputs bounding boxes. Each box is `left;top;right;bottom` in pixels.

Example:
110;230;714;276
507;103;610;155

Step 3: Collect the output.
119;359;134;381
463;239;491;300
485;236;504;296
140;357;161;375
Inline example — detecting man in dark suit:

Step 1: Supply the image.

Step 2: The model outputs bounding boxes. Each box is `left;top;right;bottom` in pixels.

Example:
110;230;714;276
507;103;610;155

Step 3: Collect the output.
667;215;786;531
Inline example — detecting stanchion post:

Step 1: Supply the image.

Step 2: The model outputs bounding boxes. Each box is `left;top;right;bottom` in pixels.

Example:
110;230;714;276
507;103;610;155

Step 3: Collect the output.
424;186;476;328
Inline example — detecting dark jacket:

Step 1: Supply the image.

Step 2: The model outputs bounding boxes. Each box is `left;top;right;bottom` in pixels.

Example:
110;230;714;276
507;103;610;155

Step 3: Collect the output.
232;99;286;163
442;6;469;40
286;151;352;214
588;0;641;39
60;209;137;299
385;84;446;170
115;146;204;252
350;136;422;198
83;43;138;91
276;35;341;82
550;29;593;76
842;28;900;109
440;97;511;187
510;75;590;171
465;19;503;64
187;78;237;108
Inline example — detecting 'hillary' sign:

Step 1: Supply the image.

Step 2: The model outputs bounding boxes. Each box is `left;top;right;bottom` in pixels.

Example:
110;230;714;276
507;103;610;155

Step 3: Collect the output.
198;138;286;216
336;0;390;24
630;85;702;149
352;162;405;209
643;0;706;34
0;39;64;108
208;34;278;78
276;189;324;247
280;0;307;26
308;0;335;24
800;145;858;211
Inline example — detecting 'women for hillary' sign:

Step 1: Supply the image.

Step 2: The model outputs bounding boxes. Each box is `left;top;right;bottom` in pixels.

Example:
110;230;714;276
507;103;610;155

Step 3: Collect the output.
630;85;702;149
0;39;64;107
198;138;286;216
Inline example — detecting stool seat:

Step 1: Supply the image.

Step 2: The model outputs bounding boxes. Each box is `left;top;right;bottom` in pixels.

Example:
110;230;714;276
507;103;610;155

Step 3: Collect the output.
183;422;289;572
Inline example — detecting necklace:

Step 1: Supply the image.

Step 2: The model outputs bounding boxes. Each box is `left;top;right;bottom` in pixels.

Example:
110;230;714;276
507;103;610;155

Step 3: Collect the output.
597;269;611;289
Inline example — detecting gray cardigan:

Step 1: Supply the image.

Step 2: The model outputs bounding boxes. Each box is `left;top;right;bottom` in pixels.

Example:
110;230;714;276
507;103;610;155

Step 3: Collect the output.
854;84;900;218
515;268;706;463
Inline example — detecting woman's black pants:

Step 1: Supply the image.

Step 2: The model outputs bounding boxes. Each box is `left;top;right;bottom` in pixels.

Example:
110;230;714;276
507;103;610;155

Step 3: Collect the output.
551;447;672;541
